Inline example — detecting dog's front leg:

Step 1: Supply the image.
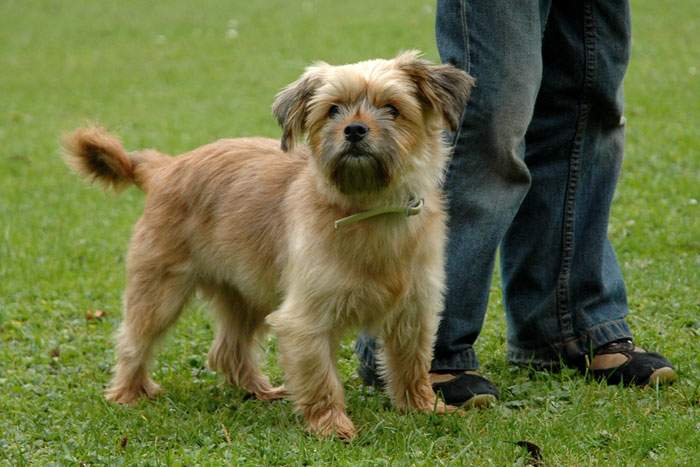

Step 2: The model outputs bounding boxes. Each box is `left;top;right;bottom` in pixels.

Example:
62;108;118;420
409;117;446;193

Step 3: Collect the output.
380;298;450;414
267;303;356;440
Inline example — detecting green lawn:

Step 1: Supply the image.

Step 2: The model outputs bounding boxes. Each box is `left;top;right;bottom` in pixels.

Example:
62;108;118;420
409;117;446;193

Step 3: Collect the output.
1;1;698;465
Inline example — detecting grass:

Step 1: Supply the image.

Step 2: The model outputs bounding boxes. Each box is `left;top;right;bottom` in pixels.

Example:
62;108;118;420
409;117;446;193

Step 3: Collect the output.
1;0;698;464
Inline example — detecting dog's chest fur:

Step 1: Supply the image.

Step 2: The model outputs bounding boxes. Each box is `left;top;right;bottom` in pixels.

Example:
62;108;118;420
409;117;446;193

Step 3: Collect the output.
281;175;444;329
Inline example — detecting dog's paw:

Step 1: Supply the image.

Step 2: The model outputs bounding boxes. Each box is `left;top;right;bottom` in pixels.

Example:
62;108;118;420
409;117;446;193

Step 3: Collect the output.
426;399;461;415
105;379;162;405
306;409;356;440
254;385;288;401
405;393;461;415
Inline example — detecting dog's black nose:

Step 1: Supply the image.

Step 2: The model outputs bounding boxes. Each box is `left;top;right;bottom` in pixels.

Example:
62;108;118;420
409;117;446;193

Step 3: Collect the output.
344;122;368;143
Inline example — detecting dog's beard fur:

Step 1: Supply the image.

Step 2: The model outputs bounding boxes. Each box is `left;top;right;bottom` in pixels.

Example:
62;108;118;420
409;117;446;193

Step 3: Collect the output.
319;138;397;195
329;149;388;194
67;51;475;440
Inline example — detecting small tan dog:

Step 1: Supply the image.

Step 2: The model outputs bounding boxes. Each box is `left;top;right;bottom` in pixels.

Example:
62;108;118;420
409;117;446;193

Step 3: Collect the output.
64;51;473;439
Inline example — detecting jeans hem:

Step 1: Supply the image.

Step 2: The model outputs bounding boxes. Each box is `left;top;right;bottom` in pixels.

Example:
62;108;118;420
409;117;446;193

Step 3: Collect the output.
355;336;481;373
430;348;480;372
507;318;633;368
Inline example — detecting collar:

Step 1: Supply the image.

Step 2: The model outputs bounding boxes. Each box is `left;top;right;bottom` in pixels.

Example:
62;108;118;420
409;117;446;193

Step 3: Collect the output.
334;197;424;230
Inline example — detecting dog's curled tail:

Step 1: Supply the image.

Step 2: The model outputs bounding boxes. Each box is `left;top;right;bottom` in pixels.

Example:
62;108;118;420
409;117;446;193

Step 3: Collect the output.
62;126;168;192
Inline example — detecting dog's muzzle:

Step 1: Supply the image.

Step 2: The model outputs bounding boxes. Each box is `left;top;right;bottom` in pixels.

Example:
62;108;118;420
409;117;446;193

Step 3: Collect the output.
330;149;390;194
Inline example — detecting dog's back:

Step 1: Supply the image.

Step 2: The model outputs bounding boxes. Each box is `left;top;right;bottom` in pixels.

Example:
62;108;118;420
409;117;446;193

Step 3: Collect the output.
63;127;304;196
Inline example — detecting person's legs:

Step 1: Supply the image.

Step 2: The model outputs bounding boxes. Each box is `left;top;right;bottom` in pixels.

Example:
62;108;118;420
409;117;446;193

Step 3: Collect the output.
358;0;675;391
502;1;675;386
356;0;550;379
501;0;632;366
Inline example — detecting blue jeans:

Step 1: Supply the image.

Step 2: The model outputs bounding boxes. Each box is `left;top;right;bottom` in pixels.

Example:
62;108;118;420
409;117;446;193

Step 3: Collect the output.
357;0;633;372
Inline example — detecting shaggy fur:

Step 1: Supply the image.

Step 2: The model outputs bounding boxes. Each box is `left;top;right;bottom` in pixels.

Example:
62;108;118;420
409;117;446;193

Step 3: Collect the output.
63;51;474;439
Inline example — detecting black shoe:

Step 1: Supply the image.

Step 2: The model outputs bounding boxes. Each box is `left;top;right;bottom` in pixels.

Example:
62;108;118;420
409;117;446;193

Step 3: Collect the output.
581;339;678;386
432;372;499;408
358;362;499;408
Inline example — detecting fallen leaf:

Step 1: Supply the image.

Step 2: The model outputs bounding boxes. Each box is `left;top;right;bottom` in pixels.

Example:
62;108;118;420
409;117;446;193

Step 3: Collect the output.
86;309;106;320
516;440;543;466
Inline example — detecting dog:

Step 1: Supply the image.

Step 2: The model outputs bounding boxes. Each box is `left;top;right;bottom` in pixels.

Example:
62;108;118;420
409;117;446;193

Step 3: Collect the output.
63;51;474;439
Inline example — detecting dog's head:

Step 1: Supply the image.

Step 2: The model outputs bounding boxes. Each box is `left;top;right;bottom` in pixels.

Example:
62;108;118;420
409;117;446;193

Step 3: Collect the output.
272;51;474;195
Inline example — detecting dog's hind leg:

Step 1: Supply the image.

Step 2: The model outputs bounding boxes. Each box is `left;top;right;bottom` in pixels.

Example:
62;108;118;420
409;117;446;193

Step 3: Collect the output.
105;264;194;405
205;286;286;401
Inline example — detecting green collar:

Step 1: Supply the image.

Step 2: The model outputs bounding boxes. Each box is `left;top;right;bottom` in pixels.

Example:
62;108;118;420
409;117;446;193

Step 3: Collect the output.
334;197;424;229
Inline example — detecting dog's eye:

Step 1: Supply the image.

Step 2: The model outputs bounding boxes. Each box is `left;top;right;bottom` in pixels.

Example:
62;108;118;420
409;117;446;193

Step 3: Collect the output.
384;104;400;119
328;105;340;118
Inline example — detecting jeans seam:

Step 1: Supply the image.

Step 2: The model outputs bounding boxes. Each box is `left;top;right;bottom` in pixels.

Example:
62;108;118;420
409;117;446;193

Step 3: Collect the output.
556;0;597;346
459;0;470;75
540;1;552;40
447;0;470;150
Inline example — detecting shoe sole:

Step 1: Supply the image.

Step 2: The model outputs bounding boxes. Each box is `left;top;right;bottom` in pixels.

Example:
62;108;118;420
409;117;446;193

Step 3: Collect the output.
648;366;678;386
462;393;497;409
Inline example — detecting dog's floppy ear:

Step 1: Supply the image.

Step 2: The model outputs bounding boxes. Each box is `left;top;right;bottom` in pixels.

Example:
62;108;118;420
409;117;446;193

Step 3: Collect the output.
272;65;325;152
396;50;475;132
